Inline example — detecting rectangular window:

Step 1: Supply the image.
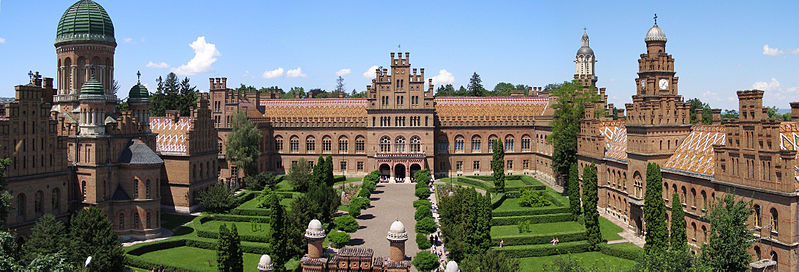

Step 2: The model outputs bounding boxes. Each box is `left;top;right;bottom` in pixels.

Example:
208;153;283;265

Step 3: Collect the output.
290;139;299;153
507;160;513;170
356;139;365;153
306;141;315;152
439;161;446;171
455;139;464;152
322;139;332;152
339;140;348;153
521;138;531;151
505;139;514;151
340;161;347;171
473;161;480;170
357;161;364;172
471;139;481;152
523;160;530;169
275;140;282;152
456;161;463;171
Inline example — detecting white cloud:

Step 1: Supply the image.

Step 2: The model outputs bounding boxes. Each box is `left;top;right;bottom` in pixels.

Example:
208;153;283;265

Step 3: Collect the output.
242;70;251;78
262;68;284;79
146;61;169;68
431;69;455;85
752;78;780;91
123;37;133;43
762;44;783;56
336;68;351;76
362;65;379;78
0;37;6;44
286;67;307;78
792;48;799;55
171;36;220;76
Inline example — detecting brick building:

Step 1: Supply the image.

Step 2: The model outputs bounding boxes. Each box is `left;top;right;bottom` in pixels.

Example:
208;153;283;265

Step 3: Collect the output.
576;19;799;271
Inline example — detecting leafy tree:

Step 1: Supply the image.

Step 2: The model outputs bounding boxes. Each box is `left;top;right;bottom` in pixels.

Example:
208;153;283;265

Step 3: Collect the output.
416;234;432;250
766;106;791;121
669;193;687;253
328;231;350;249
438;187;492;262
226;111;262;176
414;205;433;221
334;215;359;233
687;98;712;124
415;187;431;199
413;169;432;186
568;163;581;221
67;207;125;272
349;197;370;211
720;109;739;121
631;249;710;272
415;217;437;234
22;214;67;262
461;250;520;272
518;189;551;207
265;193;288;271
700;193;754;272
216;224;243;272
467;72;486;96
491;140;506;191
244;172;276;191
548;81;601;185
150;72;197;116
197;184;237;213
282;87;306;99
0;231;77;272
581;163;600;250
492;82;516;96
286;158;312;192
411;251;439;272
643;163;668;255
347;204;362;218
543;83;563;91
434;84;459;96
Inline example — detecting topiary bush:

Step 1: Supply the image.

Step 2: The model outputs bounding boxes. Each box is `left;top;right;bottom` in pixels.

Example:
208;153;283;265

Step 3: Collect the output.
415;217;437;234
357;187;371;198
415;187;431;200
416;233;432;250
328;231;351;249
518;189;552;207
350;197;371;210
412;251;439;272
414;205;433;221
413;200;431;209
334;215;359;233
347;205;362;218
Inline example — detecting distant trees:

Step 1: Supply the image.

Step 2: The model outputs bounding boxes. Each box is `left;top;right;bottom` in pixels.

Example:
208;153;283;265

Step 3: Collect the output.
335;76;345;94
226;111;262;177
198;184;237;213
687;98;712;124
467;72;486;96
149;72;197;116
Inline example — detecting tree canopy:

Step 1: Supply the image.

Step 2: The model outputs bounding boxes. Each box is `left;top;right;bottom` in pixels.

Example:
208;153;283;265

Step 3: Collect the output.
67;207;125;272
225;111;262;176
149;72;197;116
700;193;754;272
438;187;492;262
548;81;602;183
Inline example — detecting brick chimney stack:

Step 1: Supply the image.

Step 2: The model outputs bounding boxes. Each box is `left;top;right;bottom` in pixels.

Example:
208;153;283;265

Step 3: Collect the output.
791;102;799;121
712;109;722;125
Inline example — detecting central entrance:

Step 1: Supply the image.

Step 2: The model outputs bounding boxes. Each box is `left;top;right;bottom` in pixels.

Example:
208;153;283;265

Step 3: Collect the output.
394;164;406;181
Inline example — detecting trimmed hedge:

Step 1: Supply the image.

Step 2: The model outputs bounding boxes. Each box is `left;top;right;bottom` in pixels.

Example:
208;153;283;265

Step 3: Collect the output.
492;231;586;246
184;238;271;254
125;238;272;272
543;190;568;207
202;214;268;223
416;233;432;249
492;240;591;258
490;193;506;209
599;243;643;261
415;187;431;199
458;176;494;189
492;206;570;217
491;213;572;225
126;255;193;272
334;175;347;183
126;239;187;256
230;208;269;216
413;200;431;209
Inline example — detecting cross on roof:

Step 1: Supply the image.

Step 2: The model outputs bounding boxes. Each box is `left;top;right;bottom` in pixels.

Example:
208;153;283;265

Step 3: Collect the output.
137;70;141;83
654;13;658;24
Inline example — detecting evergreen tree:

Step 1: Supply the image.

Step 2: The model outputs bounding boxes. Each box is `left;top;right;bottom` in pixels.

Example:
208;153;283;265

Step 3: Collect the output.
324;155;335;186
335;76;345;93
197;184;237;213
311;156;326;186
669;193;687;253
467;72;485;96
286;195;315;258
461;250;520;272
438;187;492;262
226;111;262;177
568;163;581;221
266;193;287;271
581;163;601;250
217;224;243;272
67;207;125;272
0;159;11;228
22;214;67;262
700;193;754;272
548;82;601;186
287;158;312;192
217;224;231;271
491;140;505;191
643;163;668;255
149;72;197;116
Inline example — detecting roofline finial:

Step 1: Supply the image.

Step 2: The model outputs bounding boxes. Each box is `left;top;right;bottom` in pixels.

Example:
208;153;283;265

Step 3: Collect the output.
654;13;658;25
137;70;141;83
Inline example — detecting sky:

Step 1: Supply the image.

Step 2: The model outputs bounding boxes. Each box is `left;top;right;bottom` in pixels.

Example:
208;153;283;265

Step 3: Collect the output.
0;0;797;110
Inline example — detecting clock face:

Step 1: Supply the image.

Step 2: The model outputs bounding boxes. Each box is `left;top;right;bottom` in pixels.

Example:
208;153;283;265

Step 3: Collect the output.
640;79;646;90
659;78;669;90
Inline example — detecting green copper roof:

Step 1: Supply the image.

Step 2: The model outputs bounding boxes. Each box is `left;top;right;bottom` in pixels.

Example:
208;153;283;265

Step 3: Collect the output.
55;0;115;45
80;77;105;95
129;82;149;99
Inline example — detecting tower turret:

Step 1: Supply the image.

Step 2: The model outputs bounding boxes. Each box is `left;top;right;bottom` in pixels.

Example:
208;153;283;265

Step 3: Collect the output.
128;71;150;127
305;219;325;259
78;75;107;135
387;220;408;262
574;29;597;87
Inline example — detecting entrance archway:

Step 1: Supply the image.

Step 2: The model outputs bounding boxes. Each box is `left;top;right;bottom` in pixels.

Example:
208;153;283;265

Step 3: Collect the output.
409;164;422;180
379;164;391;178
634;216;643;236
394;164;406;182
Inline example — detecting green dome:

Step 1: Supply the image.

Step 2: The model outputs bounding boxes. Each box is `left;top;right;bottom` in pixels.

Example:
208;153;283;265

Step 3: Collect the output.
80;77;105;95
55;0;115;45
129;82;149;99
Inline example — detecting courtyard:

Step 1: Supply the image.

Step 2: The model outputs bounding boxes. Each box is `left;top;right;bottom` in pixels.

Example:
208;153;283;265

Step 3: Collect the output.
349;183;419;259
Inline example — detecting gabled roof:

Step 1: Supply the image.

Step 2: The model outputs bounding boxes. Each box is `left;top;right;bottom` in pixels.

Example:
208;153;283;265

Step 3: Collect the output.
433;97;550;119
117;139;163;165
150;117;193;154
261;98;367;118
599;120;627;161
663;125;726;176
111;186;131;201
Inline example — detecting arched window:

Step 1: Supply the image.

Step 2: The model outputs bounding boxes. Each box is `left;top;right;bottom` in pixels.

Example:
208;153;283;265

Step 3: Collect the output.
770;208;778;232
322;136;332;152
771;251;778;268
355;136;365;153
395;136;406;153
700;225;707;244
290;136;299;153
681;186;687;205
488;135;498;151
146;211;152;229
199;163;204;179
274;136;283;152
305;136;316;152
691;222;697;241
379;136;391;153
663;182;669;200
206;161;211;178
454;136;464;152
192;164;197;180
701;190;707;210
505;135;515;151
134;212;141;229
410;136;422;153
753;205;761;227
119;213;125;230
81;181;87;201
521;135;531;151
133;179;139;199
51;188;60;212
34;190;43;215
691;188;697;207
338;136;348;153
146;180;152;199
471;135;481;152
17;194;26;217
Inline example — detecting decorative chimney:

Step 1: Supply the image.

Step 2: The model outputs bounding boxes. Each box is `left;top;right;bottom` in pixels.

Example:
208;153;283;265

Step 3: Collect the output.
387;220;408;262
305;219;326;258
712;109;722;125
790;102;799;121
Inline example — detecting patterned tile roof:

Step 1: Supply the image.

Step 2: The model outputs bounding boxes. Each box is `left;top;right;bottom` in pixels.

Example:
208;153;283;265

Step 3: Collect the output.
150;117;193;154
433;97;550;119
600;120;627;161
260;98;367;118
780;121;799;176
663;125;726;176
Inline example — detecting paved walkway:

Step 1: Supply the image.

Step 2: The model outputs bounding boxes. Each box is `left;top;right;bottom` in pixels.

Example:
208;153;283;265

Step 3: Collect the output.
600;212;645;248
349;183;419;261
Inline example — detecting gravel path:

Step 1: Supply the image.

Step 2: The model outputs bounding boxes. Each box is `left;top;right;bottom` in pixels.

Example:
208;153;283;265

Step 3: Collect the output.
349;183;418;261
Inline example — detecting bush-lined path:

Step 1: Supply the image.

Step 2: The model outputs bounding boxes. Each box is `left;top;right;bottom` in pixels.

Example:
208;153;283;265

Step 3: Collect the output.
349;183;419;260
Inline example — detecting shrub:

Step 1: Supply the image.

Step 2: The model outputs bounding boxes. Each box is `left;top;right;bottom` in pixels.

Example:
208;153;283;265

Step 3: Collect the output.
493;241;590;258
415;181;428;190
362;179;377;193
490;213;572;225
414;205;433;221
415;188;431;200
518;189;552;207
350;197;371;210
412;251;439;272
492;231;586;246
416;234;432;250
334;215;359;233
244;172;277;191
599;243;644;261
347;205;362;218
328;231;350;249
357;187;371;198
198;184;237;213
492;206;570;217
415;217;437;234
413;200;431;209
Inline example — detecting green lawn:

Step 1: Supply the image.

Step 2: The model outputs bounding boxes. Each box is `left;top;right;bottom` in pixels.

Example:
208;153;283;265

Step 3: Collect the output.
197;220;271;237
518;251;638;272
237;194;295;210
505;179;527;188
274;179;295;191
491;221;585;237
160;213;196;231
136;246;262;271
599;217;624;241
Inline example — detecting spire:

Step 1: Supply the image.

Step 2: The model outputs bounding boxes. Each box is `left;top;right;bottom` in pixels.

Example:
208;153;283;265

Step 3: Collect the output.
136;70;141;83
654;13;658;25
581;27;589;47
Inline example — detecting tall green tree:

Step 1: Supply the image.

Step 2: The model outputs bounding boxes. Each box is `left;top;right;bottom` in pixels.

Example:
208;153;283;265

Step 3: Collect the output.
0;231;77;272
311;156;326;186
0;158;12;228
282;87;306;99
266;193;287;272
324;155;335;187
335;76;345;94
438;187;492;262
149;72;197;116
217;224;243;272
286;195;315;258
643;163;668;255
287;158;312;192
687;98;712;124
226;111;262;176
491;140;505;192
461;250;520;272
700;193;754;272
568;163;581;221
22;214;67;262
67;207;125;272
669;193;687;253
581;163;601;250
548;81;601;185
467;72;485;96
197;184;237;213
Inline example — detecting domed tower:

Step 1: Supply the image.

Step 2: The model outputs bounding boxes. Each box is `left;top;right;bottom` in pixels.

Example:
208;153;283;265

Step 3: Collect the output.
128;71;151;128
386;220;408;262
54;0;116;113
257;254;274;272
78;75;107;135
574;29;597;87
304;219;326;258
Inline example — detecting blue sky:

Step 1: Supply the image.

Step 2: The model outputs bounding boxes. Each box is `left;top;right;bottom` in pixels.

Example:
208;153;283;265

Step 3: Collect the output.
0;0;797;110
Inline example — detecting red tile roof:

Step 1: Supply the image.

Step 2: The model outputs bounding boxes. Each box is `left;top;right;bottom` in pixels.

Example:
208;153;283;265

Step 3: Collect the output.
433;97;550;119
260;98;368;118
150;117;193;154
599;120;627;161
780;121;799;176
663;125;726;176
